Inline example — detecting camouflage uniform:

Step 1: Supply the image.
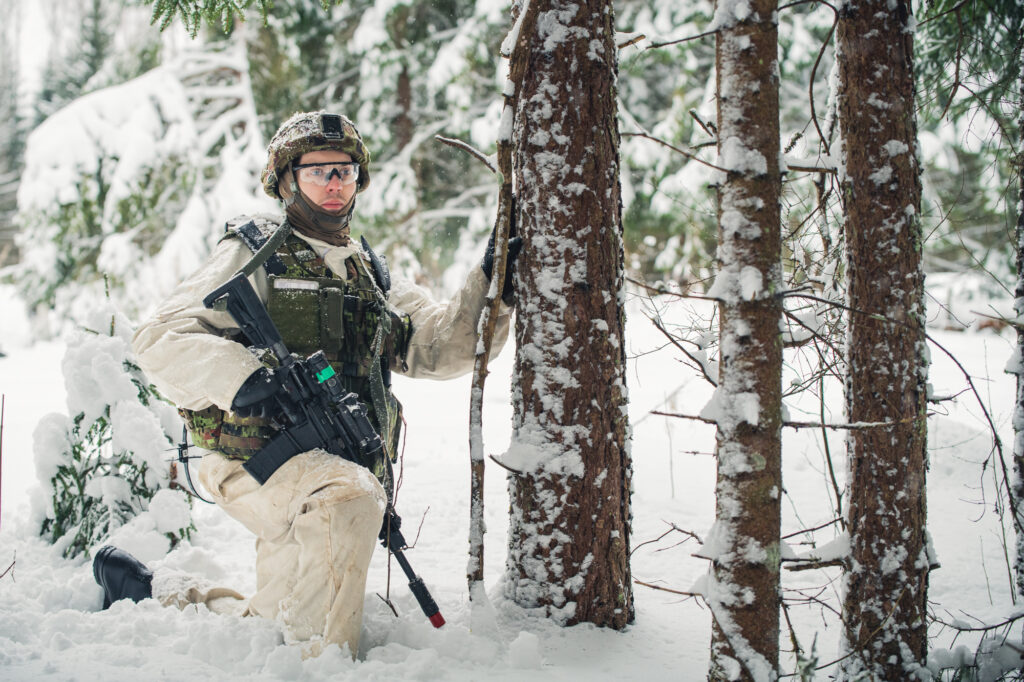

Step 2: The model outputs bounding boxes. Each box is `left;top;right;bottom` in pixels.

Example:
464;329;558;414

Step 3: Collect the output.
131;112;512;657
179;215;412;496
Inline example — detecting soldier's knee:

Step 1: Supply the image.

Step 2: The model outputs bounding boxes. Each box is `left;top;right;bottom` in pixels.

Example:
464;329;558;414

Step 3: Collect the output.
310;459;386;516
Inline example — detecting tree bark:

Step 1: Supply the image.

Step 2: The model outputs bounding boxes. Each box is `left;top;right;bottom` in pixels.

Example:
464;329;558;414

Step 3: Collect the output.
503;0;634;628
837;1;929;678
705;0;783;679
1013;48;1024;600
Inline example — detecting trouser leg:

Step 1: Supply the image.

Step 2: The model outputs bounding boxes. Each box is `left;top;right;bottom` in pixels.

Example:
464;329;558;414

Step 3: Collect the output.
199;449;386;657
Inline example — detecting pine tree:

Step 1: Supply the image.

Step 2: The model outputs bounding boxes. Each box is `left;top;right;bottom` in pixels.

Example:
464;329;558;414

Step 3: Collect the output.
10;43;266;330
703;0;783;678
503;0;634;629
0;13;24;266
916;1;1023;283
836;0;929;677
35;0;116;123
36;304;192;559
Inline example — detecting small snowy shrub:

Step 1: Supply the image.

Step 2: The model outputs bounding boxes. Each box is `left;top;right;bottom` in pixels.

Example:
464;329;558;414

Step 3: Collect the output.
35;303;192;558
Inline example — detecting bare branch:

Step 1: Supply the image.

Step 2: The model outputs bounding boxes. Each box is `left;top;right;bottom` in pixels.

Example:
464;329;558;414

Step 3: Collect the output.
621;131;729;173
927;334;1021;535
651;409;922;431
617;33;646;49
634;578;704;599
632;523;703;556
929;609;1024;634
917;0;973;27
646;29;719;50
781;517;844;539
783;558;846;572
375;592;400;618
651;318;718;387
689;109;717;139
0;552;15;582
809;14;838;154
787;163;837;174
435;135;498;175
625;276;718;302
488;454;524;476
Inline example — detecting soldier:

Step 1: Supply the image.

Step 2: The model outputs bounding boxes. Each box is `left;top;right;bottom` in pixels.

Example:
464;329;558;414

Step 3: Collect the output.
93;111;520;658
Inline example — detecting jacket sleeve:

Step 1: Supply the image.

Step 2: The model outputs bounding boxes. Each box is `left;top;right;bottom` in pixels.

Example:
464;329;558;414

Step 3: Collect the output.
131;238;270;411
388;266;512;380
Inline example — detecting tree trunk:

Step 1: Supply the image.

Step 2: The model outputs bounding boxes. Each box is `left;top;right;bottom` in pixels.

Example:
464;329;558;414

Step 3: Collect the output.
503;0;633;629
1013;49;1024;600
704;0;782;679
837;1;929;677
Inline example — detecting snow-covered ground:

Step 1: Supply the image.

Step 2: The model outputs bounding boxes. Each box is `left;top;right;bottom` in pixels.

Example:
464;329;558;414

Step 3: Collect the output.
0;278;1019;680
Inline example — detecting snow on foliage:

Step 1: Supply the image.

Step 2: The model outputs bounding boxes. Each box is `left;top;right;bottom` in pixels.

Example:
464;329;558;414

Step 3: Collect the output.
7;43;269;334
33;302;192;559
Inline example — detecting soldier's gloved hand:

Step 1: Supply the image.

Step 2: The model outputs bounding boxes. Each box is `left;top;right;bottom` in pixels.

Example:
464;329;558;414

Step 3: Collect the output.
230;368;282;419
480;226;523;305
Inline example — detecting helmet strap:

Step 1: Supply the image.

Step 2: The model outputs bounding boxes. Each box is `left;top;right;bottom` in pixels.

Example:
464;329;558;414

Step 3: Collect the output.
281;178;298;208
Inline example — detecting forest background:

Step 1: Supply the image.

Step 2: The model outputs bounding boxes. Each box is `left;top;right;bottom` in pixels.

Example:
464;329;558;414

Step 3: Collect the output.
2;0;1016;327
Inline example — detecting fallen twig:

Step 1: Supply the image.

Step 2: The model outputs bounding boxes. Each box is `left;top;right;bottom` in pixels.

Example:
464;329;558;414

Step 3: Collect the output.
0;552;14;581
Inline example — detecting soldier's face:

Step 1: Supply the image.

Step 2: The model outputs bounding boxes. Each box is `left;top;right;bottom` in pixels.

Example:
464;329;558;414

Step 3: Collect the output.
295;150;357;214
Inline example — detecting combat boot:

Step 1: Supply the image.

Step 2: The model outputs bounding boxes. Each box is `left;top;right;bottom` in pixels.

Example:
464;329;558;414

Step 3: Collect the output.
92;545;153;609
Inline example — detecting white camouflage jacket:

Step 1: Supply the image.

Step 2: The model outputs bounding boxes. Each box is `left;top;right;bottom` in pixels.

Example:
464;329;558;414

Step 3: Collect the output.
132;225;512;412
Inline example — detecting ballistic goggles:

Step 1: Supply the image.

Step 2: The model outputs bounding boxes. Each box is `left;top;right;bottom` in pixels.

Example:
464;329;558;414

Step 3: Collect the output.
292;161;360;187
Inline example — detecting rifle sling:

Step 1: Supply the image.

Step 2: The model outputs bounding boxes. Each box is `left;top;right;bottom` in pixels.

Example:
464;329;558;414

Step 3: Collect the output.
242;421;324;485
238;220;293;279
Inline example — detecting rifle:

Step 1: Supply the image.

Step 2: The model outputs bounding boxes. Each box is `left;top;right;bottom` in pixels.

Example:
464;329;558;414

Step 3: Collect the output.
203;272;445;628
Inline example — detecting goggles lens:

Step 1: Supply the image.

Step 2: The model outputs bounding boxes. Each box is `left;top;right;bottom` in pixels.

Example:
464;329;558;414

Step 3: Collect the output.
294;162;360;187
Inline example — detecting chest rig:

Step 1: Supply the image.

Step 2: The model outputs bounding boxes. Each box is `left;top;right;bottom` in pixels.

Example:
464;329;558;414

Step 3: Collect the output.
180;216;411;495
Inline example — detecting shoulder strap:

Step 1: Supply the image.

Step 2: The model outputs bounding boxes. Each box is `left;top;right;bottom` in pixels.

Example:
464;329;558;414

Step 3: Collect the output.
229;219;292;277
360;235;391;294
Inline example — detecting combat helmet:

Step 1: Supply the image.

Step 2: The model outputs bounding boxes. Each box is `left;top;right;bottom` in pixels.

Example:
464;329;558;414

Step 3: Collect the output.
261;111;371;199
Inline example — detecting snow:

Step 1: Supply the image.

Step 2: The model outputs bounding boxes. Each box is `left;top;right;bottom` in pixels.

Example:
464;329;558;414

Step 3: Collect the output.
0;275;1021;679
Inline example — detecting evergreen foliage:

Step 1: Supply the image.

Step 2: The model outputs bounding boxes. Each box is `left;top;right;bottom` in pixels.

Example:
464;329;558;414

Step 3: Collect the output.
10;150;195;324
917;0;1023;120
245;0;511;281
35;0;115;123
36;304;193;560
7;44;267;332
146;0;282;37
916;0;1024;281
0;19;24;266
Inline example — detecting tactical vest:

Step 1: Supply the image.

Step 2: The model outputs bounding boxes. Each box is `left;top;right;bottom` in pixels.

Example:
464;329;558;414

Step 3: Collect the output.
180;216;412;497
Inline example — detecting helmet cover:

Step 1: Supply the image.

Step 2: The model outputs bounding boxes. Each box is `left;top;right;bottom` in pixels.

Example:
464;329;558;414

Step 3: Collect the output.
261;111;371;199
